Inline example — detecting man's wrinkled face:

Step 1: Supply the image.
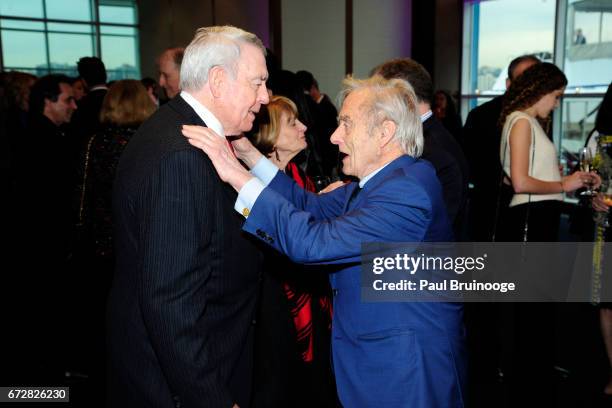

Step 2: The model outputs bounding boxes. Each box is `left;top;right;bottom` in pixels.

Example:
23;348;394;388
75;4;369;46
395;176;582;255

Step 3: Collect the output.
158;53;181;98
45;83;77;125
330;89;381;179
218;43;269;135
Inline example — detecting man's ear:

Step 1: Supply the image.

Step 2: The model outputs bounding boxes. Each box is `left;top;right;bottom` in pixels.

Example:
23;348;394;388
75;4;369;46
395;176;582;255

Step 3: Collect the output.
379;119;397;148
208;66;226;98
42;97;53;114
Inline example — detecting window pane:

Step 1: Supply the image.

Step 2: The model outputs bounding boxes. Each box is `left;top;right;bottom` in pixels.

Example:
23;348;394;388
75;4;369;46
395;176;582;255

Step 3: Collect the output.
101;35;139;79
564;0;612;94
47;22;94;34
48;33;94;74
99;5;135;24
45;0;93;22
561;97;602;155
100;25;135;35
0;19;45;30
467;0;556;95
1;29;47;69
0;0;43;18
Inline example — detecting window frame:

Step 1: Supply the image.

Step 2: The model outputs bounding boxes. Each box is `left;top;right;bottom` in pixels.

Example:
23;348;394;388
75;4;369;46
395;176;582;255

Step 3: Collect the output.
0;0;140;79
460;0;609;154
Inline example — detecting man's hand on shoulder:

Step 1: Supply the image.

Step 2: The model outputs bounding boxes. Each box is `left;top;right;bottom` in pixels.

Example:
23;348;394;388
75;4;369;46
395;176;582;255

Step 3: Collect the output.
230;135;263;169
182;125;253;192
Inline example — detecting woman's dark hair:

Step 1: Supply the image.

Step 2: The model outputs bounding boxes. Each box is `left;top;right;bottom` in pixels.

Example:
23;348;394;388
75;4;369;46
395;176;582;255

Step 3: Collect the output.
499;62;567;131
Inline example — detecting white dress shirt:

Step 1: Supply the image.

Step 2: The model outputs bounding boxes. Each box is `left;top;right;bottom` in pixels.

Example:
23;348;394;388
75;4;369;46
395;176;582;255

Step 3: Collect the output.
180;90;224;137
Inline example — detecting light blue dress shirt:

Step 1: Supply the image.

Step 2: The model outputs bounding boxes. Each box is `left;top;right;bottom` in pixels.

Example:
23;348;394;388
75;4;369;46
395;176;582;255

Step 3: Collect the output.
234;157;390;217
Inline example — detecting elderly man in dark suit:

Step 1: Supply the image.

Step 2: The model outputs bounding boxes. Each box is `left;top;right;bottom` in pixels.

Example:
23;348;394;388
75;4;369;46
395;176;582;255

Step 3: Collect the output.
108;26;269;408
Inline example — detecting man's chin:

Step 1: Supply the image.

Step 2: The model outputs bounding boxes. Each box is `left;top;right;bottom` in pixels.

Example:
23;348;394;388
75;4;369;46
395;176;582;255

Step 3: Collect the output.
341;164;354;177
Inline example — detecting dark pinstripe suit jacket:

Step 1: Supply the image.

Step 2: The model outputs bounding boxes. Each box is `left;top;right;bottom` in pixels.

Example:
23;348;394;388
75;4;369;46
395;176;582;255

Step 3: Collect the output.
108;96;263;407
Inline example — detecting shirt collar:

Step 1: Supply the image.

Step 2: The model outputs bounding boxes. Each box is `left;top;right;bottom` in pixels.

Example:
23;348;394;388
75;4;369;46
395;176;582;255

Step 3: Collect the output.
359;162;391;188
180;90;224;137
420;110;433;123
90;85;108;92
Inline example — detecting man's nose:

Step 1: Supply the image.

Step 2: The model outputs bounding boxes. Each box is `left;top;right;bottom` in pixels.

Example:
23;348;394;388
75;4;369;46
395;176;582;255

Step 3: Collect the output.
330;127;342;145
259;83;270;104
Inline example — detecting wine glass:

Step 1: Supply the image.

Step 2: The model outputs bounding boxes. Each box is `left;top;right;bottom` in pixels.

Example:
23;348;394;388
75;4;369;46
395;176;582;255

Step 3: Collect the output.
579;147;594;196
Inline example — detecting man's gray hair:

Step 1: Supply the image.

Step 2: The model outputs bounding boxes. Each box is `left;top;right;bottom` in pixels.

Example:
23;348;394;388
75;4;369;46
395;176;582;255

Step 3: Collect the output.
180;25;266;92
338;75;423;158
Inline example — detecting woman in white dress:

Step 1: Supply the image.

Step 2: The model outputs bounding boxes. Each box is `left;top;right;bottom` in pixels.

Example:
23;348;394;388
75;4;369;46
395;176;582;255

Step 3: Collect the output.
498;62;598;242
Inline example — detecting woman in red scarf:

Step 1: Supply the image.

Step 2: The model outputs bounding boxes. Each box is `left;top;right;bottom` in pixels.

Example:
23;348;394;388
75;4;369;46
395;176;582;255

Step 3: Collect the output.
248;95;337;407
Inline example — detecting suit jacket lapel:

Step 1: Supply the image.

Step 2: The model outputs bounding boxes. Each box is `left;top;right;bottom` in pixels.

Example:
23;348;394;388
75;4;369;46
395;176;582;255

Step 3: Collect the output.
344;182;362;212
168;95;207;127
169;96;240;203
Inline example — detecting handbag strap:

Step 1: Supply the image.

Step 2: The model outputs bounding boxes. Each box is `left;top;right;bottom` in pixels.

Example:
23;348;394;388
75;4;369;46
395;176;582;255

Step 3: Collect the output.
493;114;535;242
522;123;536;243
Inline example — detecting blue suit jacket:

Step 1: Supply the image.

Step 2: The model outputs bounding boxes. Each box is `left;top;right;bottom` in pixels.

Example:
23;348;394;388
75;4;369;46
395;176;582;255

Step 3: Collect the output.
244;155;466;407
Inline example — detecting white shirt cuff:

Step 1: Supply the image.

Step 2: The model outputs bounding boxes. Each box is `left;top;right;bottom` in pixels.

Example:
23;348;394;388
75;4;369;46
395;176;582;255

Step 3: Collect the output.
234;177;266;218
250;156;278;186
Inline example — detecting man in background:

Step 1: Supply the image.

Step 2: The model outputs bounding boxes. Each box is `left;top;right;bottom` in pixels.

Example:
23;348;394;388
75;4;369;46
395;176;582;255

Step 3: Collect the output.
70;56;108;144
373;58;469;239
14;74;78;381
463;54;540;241
157;47;184;99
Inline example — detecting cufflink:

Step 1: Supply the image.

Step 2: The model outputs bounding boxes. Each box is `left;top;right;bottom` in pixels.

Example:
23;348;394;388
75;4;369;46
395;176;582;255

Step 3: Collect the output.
242;208;250;217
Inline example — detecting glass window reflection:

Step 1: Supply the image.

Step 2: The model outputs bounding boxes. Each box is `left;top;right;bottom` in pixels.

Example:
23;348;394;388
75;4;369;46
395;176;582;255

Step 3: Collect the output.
0;0;43;19
1;29;47;69
45;0;92;22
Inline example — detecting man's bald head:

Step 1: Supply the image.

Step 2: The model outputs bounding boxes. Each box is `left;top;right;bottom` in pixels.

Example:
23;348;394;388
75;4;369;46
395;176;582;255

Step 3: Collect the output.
506;54;540;89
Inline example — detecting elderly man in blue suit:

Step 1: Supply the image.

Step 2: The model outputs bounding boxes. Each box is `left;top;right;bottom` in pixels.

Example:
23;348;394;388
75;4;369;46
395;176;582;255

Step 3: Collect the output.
182;75;466;407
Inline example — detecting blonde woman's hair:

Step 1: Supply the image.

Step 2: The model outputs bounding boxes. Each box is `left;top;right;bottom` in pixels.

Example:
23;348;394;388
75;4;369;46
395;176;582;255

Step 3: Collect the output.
100;80;156;126
249;95;299;157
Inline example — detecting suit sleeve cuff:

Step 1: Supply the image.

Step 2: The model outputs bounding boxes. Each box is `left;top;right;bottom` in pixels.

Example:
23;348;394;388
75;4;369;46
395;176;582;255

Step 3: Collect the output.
250;156;278;185
234;177;266;218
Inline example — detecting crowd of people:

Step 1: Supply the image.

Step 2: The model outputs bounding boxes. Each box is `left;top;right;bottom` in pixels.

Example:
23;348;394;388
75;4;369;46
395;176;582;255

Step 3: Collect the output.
1;23;611;407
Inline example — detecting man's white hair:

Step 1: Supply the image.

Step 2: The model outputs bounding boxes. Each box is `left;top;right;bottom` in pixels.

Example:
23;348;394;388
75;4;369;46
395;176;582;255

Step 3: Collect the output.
180;25;266;92
338;75;424;158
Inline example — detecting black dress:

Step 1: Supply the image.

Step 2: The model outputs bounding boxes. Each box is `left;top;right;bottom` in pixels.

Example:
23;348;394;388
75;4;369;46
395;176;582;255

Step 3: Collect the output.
251;162;338;408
